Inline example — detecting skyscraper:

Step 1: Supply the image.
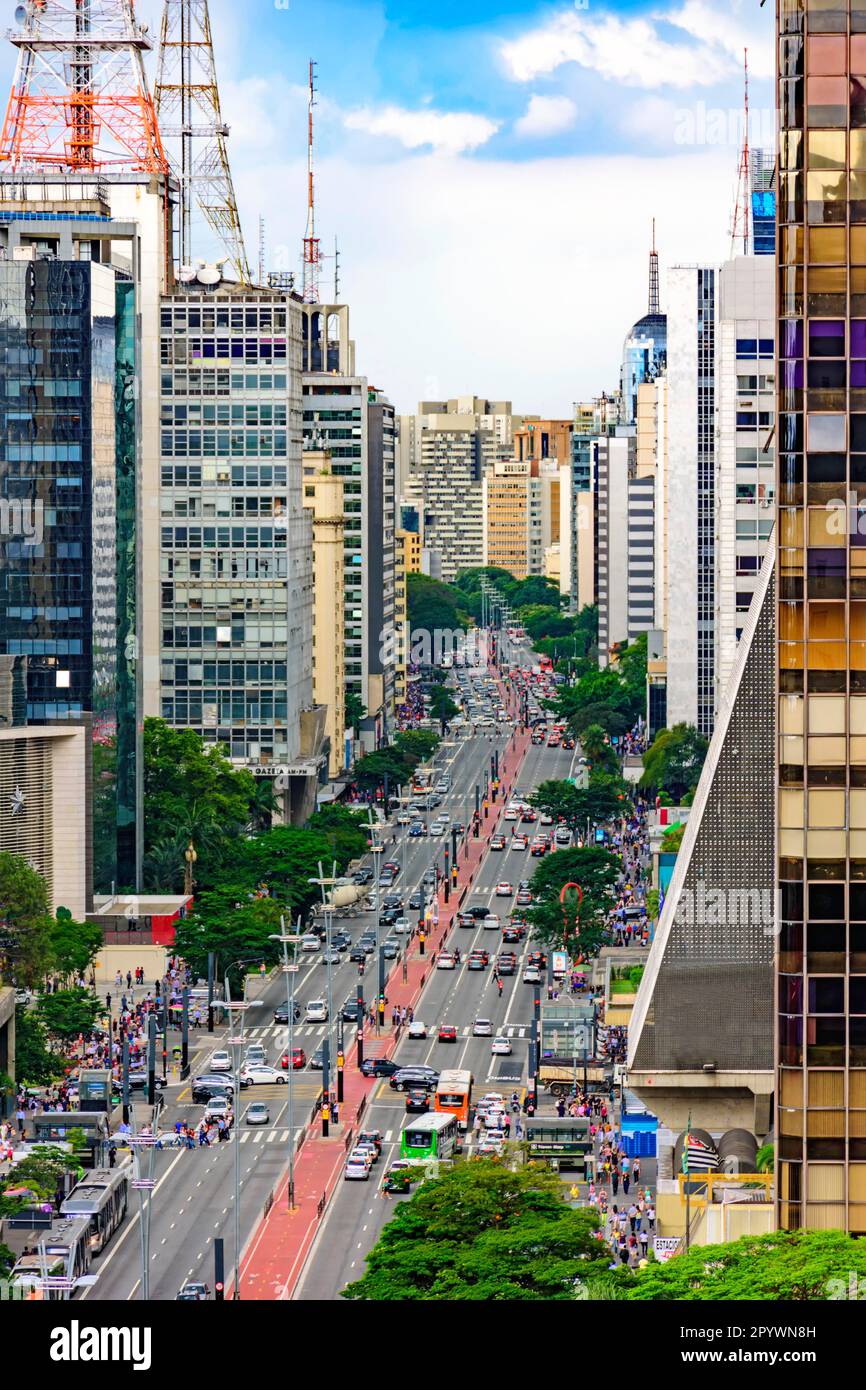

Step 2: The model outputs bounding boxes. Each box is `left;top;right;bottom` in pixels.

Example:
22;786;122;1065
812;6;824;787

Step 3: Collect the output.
776;0;866;1236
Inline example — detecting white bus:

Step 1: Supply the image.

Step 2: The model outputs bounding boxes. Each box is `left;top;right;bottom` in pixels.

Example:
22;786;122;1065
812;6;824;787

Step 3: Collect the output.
10;1215;92;1300
60;1164;130;1254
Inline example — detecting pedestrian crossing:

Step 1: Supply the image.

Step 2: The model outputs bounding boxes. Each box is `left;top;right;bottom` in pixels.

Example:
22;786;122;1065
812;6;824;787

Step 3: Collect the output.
235;1022;532;1043
236;1126;304;1145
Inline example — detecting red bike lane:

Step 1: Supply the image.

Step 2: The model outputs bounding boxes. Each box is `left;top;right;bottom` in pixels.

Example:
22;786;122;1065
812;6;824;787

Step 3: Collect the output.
235;719;532;1300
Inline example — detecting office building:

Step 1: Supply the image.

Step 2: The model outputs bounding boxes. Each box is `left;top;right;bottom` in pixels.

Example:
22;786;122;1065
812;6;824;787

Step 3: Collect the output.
399;397;513;580
620;233;668;427
0;723;91;918
570;393;618;609
303;451;346;780
482;458;537;579
775;4;866;1235
303;305;397;750
159;275;321;819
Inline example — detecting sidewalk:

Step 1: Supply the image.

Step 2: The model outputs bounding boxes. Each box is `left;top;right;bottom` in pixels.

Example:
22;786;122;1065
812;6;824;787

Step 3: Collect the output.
236;715;531;1299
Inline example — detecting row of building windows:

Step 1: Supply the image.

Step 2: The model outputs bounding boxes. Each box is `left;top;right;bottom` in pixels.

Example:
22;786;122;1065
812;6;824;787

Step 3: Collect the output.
161;306;288;331
161;527;288;549
160;430;288;457
161;371;289;395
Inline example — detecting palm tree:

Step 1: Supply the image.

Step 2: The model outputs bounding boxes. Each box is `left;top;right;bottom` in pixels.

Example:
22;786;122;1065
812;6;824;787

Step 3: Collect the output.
248;779;278;832
143;837;186;893
580;723;609;765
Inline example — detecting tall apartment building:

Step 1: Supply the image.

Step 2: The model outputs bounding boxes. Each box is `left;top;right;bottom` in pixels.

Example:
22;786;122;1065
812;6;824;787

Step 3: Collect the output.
570;393;618;608
302;451;346;780
775;2;866;1236
482;458;537;578
302;305;397;750
0;195;156;894
158;278;320;820
400;397;513;580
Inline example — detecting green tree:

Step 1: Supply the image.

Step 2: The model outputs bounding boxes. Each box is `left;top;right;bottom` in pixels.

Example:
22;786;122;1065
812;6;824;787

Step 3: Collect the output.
48;914;103;986
530;777;628;840
428;683;459;732
353;748;413;791
13;1008;60;1086
640;723;709;802
393;730;440;765
174;891;285;980
660;824;685;853
37;988;101;1043
0;853;53;987
407;573;469;635
345;691;366;741
617;1230;866;1301
143;718;257;861
343;1161;607;1300
526;845;621;957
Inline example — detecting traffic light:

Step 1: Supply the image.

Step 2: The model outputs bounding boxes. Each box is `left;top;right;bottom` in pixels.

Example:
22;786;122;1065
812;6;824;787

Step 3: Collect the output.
214;1282;224;1301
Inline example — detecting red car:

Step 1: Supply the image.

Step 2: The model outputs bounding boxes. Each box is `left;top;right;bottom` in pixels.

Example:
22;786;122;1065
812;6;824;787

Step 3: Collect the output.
281;1047;307;1069
438;1025;458;1043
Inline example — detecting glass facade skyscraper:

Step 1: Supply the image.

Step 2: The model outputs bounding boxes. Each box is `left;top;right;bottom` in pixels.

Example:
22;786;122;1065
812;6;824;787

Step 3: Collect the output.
0;256;135;891
777;0;866;1234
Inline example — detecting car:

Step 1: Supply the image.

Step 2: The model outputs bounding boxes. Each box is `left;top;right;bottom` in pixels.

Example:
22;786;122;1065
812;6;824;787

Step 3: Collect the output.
348;944;368;962
554;827;572;845
299;934;320;952
516;890;533;906
497;954;517;975
521;809;537;823
176;1281;211;1301
495;882;513;897
466;953;487;971
452;823;466;836
360;1057;400;1078
127;1071;168;1093
530;840;547;858
383;939;400;959
477;1132;506;1155
523;966;541;983
352;1141;380;1166
243;1044;268;1067
502;926;522;944
396;811;413;825
208;1050;232;1073
528;950;549;968
490;834;507;851
204;1097;232;1122
405;1088;430;1113
308;1047;325;1069
389;1066;439;1092
241;1065;288;1086
510;835;528;851
344;1157;371;1181
491;1036;512;1055
353;867;374;885
430;821;447;837
437;953;457;970
540;812;554;826
483;914;500;931
245;1101;270;1126
341;999;363;1022
409;891;423;909
331;932;351;951
191;1081;233;1104
393;917;412;935
281;1047;306;1070
473;1018;493;1037
382;893;403;909
457;911;476;927
407;1020;427;1039
357;1129;383;1156
503;807;519;821
273;1004;302;1025
305;999;328;1022
464;905;492;920
438;1025;458;1043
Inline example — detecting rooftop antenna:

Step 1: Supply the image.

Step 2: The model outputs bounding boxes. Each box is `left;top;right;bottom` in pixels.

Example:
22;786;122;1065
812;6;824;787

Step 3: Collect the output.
333;235;340;301
303;59;321;304
0;0;167;175
258;215;266;286
648;217;660;315
731;47;751;256
154;0;252;283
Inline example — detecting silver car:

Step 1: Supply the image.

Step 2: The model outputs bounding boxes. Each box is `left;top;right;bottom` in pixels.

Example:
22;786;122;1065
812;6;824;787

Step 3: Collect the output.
245;1102;270;1126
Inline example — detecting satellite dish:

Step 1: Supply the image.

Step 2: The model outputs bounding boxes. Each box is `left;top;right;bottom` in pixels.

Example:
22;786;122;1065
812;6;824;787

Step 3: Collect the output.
14;5;28;25
177;265;197;283
196;263;222;286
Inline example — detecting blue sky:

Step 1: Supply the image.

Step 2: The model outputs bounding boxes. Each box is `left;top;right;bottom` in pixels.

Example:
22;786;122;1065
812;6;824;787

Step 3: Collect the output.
0;0;775;414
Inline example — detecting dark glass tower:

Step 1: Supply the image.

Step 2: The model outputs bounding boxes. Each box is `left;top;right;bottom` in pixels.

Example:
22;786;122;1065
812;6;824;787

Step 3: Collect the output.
777;0;866;1234
0;257;137;893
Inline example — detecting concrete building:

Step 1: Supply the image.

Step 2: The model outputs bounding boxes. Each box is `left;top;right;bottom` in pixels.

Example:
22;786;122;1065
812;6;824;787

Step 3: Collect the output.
482;458;534;578
158;275;321;819
0;723;91;918
570;393;618;609
595;435;631;663
774;2;866;1235
303;451;347;779
400;397;513;581
303;309;397;751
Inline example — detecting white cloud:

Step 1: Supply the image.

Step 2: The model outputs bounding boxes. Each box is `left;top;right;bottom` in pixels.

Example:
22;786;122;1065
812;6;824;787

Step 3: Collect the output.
500;9;742;89
666;0;774;80
344;104;500;155
514;93;577;138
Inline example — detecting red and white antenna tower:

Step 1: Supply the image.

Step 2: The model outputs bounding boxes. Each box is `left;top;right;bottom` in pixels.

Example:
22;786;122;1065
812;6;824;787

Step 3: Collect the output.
731;47;751;256
303;58;321;304
648;217;660;315
0;0;167;174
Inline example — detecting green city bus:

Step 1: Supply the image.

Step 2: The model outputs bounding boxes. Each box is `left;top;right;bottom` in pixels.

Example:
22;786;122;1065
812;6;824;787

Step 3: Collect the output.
400;1112;458;1161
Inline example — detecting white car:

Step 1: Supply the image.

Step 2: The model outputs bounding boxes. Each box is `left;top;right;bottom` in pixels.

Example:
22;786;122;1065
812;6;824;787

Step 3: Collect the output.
393;917;412;935
429;821;447;837
299;934;321;952
209;1050;232;1073
483;915;500;931
473;1018;493;1037
503;807;519;821
396;811;413;825
523;966;541;983
352;1142;379;1166
437;954;457;971
204;1098;232;1122
305;999;328;1022
477;1131;506;1154
540;813;554;826
555;828;572;846
510;837;528;851
344;1157;371;1181
407;1020;427;1038
491;1036;512;1055
495;882;512;897
241;1065;287;1086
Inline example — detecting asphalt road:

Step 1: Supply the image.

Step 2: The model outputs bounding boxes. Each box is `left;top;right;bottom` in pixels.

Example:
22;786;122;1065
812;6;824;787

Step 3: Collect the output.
294;733;578;1301
84;692;525;1301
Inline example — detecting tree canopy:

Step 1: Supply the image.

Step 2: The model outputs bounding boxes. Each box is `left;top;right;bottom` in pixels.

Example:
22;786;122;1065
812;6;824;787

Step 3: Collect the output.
640;723;709;802
342;1161;608;1300
407;573;470;635
529;777;629;837
526;845;621;957
0;852;53;987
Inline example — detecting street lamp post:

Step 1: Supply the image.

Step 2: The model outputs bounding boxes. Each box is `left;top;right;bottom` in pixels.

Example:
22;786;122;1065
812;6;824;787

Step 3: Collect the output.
216;984;262;1301
183;841;197;898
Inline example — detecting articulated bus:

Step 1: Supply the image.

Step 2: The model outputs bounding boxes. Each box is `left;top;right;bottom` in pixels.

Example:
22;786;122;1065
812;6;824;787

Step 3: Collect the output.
434;1068;473;1130
60;1164;130;1254
400;1112;458;1161
10;1215;92;1300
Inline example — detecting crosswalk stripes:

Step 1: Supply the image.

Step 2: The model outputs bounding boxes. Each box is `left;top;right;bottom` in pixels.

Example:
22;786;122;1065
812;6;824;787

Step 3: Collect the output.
236;1126;304;1145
